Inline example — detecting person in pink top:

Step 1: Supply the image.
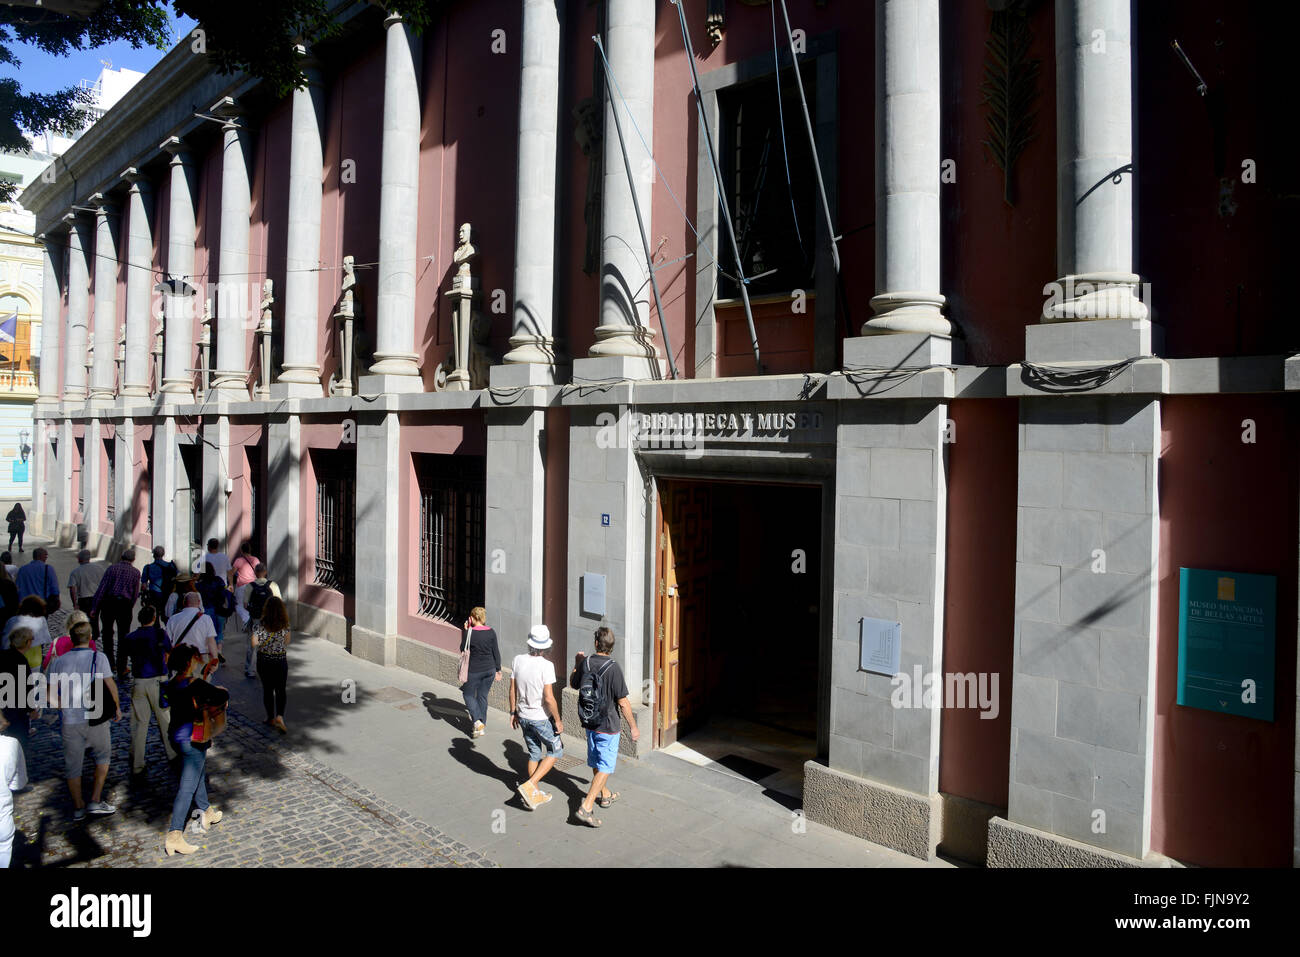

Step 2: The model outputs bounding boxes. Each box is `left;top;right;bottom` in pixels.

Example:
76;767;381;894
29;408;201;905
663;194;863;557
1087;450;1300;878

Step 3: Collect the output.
230;542;261;589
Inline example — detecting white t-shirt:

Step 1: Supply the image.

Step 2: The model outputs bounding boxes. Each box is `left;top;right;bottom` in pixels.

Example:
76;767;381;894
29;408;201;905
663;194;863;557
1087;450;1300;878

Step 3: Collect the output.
194;552;231;581
0;735;27;844
1;614;52;650
47;647;111;725
165;607;218;656
510;653;557;722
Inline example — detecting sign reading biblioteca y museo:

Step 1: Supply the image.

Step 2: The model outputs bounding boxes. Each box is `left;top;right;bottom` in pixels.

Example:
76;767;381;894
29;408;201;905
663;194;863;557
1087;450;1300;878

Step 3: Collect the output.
1176;568;1276;721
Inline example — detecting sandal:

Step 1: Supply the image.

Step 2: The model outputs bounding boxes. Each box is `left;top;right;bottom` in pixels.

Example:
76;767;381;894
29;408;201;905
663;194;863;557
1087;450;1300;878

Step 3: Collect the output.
575;806;603;828
596;791;620;808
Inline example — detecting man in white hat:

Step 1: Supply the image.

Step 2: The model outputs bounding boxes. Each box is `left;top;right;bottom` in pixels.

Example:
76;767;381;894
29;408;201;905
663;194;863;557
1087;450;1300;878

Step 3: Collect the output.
509;625;564;810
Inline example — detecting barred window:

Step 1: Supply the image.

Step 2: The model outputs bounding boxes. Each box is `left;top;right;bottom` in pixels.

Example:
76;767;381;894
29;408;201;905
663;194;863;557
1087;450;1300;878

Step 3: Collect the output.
104;440;115;522
416;454;485;624
143;439;153;537
313;450;355;592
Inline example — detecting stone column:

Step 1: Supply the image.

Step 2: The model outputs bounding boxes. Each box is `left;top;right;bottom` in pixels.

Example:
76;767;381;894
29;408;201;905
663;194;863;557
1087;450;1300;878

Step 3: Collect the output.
496;0;563;387
36;233;62;410
276;58;327;397
57;418;75;539
84;421;102;551
121;169;154;398
578;0;660;378
363;14;423;393
266;415;302;603
202;415;229;546
847;0;953;369
213;98;255;397
152;416;177;564
114;419;134;543
351;411;403;665
160;137;198;400
62;213;91;402
88;194;120;404
1042;0;1147;324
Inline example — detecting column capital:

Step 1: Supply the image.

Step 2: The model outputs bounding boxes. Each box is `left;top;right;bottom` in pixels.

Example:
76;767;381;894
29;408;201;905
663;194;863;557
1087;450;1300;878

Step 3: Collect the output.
120;166;152;189
88;192;119;214
160;135;193;160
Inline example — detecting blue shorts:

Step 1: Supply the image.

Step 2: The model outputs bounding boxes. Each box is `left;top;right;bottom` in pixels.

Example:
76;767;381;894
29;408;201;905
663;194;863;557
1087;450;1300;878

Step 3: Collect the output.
586;731;621;774
520;717;564;762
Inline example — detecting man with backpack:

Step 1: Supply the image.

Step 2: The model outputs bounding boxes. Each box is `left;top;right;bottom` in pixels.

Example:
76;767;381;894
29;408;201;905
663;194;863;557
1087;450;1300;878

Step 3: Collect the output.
141;547;178;622
236;564;280;678
569;626;639;828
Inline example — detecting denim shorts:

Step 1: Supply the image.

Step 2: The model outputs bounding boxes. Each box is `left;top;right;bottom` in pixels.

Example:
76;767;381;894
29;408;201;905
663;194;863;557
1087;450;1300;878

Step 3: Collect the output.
520;717;564;762
586;731;621;774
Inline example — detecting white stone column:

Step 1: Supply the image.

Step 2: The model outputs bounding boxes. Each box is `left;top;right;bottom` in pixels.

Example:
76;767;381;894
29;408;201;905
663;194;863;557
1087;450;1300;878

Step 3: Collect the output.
363;13;423;392
121;168;154;398
1043;0;1146;323
276;60;326;397
62;213;91;402
161;137;198;400
84;420;102;551
266;415;301;603
351;412;403;665
497;0;563;385
849;0;953;368
57;418;75;534
88;194;120;404
582;0;660;374
152;417;177;562
213;98;255;397
35;233;62;410
114;419;134;543
202;415;229;546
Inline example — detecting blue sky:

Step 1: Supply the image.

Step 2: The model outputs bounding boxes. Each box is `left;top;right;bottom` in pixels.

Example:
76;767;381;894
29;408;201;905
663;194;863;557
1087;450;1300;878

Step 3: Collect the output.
1;11;196;96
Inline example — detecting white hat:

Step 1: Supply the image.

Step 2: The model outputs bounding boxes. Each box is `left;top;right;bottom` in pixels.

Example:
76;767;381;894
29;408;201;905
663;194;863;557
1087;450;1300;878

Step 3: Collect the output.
526;624;552;650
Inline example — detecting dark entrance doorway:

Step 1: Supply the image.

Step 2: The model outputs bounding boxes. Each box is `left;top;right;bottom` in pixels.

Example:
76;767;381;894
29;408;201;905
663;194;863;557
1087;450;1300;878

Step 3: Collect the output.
654;478;821;798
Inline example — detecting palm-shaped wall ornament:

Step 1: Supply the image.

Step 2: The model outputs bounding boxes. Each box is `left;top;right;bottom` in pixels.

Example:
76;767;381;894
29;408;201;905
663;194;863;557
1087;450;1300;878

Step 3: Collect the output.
980;0;1043;206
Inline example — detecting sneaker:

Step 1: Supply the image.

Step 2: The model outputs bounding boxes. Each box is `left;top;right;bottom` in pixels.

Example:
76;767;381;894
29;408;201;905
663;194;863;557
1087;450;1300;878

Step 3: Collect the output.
73;807;87;822
86;801;117;816
517;782;540;810
472;720;484;738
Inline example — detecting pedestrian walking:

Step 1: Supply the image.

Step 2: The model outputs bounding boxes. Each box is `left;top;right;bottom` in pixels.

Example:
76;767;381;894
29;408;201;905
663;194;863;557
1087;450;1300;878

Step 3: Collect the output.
231;542;260;589
165;592;219;679
89;549;142;678
0;625;37;778
0;562;20;635
164;573;198;621
192;538;232;587
2;597;52;660
141;546;178;622
15;548;59;612
251;596;291;733
459;607;500;739
5;504;25;554
236;564;279;677
47;615;119;821
196;561;234;662
161;644;227;856
0;709;27;868
510;625;564;810
67;550;106;651
123;605;175;774
44;610;100;664
1;552;17;581
570;626;639;828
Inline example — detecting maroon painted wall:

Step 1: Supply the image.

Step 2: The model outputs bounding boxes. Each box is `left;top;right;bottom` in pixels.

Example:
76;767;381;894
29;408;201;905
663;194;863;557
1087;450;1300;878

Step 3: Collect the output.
1153;394;1298;866
939;398;1018;807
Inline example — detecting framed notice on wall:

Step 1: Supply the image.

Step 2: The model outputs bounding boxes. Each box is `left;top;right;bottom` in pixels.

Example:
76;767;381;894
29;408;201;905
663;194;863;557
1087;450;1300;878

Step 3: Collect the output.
1176;567;1276;721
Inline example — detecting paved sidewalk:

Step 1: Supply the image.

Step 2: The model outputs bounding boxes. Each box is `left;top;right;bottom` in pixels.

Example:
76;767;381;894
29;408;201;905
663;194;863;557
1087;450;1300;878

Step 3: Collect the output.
24;535;945;868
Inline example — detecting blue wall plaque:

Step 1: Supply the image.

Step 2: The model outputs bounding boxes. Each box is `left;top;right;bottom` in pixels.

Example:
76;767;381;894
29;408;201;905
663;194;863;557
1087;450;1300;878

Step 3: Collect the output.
1177;567;1276;721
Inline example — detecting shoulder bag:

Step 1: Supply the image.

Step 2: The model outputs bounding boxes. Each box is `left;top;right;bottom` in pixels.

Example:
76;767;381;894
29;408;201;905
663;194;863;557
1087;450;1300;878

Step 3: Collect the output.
457;628;472;684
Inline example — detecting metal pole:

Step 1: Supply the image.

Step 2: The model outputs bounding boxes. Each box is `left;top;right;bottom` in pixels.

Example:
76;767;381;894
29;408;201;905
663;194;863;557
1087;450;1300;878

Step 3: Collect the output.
594;35;677;380
673;0;762;374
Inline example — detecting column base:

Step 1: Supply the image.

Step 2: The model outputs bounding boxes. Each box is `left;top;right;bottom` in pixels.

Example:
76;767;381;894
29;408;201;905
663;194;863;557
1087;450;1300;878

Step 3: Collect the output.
443;369;471;391
159;379;193;402
358;373;425;395
985;817;1179;868
1026;317;1161;363
271;381;324;399
1042;272;1149;323
367;352;421;378
351;625;397;667
489;361;565;388
864;292;951;338
587;323;659;360
87;391;115;407
843;331;959;369
572;354;660;383
119;385;151;399
502;334;560;366
802;761;941;860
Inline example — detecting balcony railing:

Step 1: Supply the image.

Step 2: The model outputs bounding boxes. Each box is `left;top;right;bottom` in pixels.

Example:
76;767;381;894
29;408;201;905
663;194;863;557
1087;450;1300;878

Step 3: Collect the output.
0;370;37;394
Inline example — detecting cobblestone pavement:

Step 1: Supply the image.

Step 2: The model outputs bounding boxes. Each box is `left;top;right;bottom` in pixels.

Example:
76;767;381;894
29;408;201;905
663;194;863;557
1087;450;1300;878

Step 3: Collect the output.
8;677;496;868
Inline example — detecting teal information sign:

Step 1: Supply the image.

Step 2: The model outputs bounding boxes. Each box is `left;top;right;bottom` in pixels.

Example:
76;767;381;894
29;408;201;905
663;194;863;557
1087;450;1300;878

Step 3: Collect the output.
11;461;27;483
1177;568;1276;721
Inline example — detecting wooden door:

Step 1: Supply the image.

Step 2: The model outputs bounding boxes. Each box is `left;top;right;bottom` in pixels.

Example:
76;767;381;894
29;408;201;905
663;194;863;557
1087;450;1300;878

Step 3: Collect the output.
655;490;681;745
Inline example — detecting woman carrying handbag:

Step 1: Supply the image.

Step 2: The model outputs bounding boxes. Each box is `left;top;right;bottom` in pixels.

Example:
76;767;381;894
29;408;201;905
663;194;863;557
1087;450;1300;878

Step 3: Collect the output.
458;607;500;739
162;644;229;856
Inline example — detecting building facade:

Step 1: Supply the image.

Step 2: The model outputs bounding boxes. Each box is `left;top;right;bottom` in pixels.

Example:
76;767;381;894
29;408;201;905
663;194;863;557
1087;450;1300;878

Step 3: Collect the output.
18;0;1299;868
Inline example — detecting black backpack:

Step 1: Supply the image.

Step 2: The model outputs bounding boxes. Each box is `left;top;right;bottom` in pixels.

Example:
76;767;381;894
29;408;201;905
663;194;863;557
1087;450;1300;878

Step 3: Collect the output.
247;581;272;621
577;656;615;730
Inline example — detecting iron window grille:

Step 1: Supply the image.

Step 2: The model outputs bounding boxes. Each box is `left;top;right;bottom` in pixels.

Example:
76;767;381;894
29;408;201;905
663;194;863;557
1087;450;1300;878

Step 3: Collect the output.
313;450;356;592
718;65;819;300
104;441;115;522
75;437;84;514
144;440;153;537
416;455;485;624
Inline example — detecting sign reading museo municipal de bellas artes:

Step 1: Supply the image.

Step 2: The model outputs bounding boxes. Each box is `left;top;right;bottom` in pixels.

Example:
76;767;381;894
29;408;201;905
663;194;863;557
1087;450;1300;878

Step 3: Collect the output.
1176;568;1276;721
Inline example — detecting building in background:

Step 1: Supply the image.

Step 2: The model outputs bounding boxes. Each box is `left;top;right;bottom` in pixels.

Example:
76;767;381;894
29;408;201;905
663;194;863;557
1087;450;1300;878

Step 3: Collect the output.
16;1;1300;869
0;66;144;500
